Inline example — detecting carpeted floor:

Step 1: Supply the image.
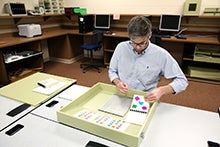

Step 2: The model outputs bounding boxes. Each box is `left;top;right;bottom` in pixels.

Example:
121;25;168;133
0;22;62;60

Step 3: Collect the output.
43;60;220;113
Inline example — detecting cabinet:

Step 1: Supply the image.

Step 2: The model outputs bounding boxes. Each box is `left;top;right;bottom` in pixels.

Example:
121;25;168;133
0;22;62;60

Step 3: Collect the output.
182;42;220;81
0;41;43;85
0;14;68;86
162;36;220;82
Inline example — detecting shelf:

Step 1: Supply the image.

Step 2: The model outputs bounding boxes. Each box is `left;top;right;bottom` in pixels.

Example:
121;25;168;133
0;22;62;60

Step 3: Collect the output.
4;52;43;64
104;49;115;52
186;75;220;85
183;57;193;61
0;14;64;23
185;65;220;81
10;69;39;83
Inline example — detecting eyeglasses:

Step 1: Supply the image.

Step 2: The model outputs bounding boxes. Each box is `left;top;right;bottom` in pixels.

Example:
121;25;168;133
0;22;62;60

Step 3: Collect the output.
129;37;148;47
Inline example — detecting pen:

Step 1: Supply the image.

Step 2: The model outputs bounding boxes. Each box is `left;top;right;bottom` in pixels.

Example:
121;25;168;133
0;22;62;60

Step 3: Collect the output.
37;82;46;88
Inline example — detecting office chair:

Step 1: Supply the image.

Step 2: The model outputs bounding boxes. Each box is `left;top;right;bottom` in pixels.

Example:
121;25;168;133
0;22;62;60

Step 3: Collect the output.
80;32;103;73
150;35;162;47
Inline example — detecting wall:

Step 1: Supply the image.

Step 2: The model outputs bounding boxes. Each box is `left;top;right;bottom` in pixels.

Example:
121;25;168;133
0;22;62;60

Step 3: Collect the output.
0;0;220;15
64;0;220;15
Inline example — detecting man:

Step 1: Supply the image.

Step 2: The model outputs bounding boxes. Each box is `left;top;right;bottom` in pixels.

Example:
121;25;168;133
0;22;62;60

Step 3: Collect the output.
108;16;188;103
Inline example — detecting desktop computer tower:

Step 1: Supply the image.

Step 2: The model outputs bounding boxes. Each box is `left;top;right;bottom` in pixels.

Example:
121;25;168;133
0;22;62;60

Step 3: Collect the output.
78;14;94;33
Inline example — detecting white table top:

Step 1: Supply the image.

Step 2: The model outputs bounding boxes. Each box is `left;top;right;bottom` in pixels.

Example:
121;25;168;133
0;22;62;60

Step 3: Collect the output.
0;113;124;147
0;84;219;147
143;102;220;147
0;95;35;131
31;84;89;122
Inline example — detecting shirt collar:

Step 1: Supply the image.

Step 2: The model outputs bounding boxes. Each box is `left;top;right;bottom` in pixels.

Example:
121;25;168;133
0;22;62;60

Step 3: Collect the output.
132;41;151;55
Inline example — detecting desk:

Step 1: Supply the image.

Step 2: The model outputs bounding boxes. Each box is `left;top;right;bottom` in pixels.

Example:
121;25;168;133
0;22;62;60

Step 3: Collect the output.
0;84;219;147
0;95;35;131
0;72;76;106
162;36;220;44
0;27;219;85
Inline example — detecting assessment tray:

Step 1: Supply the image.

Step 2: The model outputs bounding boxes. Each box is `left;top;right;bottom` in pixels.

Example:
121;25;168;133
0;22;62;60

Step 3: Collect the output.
57;82;158;147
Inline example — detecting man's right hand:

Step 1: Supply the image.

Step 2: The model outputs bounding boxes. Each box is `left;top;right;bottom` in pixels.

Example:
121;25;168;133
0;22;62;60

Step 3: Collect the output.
115;81;128;94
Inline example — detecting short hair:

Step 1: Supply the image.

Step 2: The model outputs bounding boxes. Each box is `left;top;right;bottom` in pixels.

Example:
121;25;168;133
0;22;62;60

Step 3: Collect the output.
127;16;152;39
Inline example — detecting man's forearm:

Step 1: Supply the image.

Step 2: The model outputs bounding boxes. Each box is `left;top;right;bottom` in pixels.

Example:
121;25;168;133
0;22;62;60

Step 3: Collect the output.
112;78;121;85
158;85;175;95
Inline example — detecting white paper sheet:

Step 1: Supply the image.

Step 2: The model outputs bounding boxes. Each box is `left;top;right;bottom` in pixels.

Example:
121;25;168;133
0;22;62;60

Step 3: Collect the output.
33;82;65;95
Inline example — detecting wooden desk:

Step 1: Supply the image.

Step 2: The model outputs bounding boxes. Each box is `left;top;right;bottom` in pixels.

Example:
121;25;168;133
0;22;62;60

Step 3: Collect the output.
0;28;129;85
0;27;219;85
162;36;220;45
0;28;83;85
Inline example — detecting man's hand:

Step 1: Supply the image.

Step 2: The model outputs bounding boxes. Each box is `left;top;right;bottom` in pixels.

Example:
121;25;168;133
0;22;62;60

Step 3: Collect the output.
144;88;163;103
144;85;174;103
113;78;129;94
116;82;128;94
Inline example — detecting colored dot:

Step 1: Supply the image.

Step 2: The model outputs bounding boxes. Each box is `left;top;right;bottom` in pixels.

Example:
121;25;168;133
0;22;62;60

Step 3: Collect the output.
142;106;147;110
135;96;140;101
132;104;137;108
139;101;144;105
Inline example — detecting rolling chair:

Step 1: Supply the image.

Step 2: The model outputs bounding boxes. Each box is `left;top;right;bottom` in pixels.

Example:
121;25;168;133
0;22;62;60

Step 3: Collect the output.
80;32;103;73
150;35;162;46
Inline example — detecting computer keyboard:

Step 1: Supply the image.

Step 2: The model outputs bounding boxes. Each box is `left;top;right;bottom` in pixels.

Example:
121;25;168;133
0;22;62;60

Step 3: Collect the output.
160;35;171;38
152;34;171;38
93;30;113;34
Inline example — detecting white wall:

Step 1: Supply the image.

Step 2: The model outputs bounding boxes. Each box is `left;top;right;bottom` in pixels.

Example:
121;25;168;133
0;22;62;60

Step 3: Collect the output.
0;0;220;15
64;0;220;15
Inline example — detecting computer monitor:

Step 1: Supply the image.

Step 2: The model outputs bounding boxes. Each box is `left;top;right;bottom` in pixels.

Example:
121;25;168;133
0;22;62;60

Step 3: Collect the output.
94;14;110;30
159;14;181;32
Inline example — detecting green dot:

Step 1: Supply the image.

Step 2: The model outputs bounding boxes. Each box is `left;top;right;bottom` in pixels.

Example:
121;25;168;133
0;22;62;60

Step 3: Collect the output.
132;104;137;108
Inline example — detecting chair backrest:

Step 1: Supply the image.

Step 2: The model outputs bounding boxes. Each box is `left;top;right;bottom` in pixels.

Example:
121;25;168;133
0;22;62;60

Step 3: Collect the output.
91;32;103;46
150;35;162;46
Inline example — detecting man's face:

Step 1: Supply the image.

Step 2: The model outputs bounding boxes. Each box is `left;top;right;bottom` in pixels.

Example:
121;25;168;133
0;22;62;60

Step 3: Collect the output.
130;35;151;53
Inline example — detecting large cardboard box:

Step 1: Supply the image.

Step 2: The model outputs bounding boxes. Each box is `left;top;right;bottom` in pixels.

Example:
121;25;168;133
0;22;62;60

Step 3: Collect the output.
57;82;158;147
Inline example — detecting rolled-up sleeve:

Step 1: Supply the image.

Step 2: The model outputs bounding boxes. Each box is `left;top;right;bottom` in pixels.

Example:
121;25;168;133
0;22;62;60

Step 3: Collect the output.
163;54;188;94
169;76;188;94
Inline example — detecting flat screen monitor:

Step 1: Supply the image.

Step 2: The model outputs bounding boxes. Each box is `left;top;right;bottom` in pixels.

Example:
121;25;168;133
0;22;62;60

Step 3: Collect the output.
159;14;181;32
94;14;110;30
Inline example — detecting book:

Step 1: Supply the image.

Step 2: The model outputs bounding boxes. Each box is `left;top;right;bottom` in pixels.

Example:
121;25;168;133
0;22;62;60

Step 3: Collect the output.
125;95;150;125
